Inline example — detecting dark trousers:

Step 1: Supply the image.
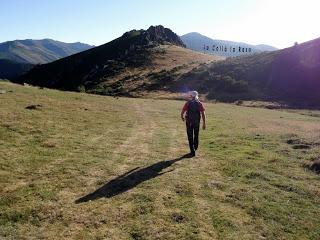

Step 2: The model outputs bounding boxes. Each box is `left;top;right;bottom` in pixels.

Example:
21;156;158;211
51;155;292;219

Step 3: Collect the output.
186;121;200;153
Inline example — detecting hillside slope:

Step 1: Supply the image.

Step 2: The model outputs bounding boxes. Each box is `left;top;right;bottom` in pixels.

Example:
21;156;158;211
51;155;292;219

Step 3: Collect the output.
1;82;320;239
0;59;34;80
18;26;222;95
0;39;93;64
16;31;320;108
175;37;320;107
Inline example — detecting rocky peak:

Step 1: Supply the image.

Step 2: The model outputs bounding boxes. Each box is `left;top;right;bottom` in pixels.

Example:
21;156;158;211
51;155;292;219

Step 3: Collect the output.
140;25;185;47
122;26;185;48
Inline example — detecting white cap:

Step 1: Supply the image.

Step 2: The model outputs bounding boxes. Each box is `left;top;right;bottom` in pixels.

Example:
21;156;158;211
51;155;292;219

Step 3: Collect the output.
190;91;199;100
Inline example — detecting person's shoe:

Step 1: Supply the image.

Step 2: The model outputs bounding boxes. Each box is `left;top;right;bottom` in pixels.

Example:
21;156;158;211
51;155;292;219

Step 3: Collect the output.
186;151;195;158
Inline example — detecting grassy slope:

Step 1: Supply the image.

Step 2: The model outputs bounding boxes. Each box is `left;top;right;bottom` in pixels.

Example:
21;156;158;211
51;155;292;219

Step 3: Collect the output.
0;82;320;239
108;45;223;98
19;42;222;96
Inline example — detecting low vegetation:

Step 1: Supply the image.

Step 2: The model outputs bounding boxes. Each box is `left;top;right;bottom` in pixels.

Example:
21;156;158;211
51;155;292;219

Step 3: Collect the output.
1;82;320;239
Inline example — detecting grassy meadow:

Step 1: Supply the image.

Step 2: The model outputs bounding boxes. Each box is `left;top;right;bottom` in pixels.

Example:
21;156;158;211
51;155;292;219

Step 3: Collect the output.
0;82;320;239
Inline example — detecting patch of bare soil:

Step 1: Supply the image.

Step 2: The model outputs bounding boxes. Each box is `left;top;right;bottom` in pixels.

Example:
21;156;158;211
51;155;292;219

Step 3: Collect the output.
308;159;320;174
25;104;43;110
286;138;312;150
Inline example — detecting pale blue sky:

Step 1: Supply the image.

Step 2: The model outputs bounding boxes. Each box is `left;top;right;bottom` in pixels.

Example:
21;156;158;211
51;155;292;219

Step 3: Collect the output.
1;0;319;48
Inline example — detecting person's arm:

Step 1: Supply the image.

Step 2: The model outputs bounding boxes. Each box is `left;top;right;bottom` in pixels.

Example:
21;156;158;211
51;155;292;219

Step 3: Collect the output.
181;102;188;121
201;111;206;130
181;111;185;121
181;109;186;121
199;102;206;130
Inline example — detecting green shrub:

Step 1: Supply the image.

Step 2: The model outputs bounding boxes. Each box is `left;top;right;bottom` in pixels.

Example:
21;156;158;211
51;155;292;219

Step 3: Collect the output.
209;75;248;93
77;85;86;93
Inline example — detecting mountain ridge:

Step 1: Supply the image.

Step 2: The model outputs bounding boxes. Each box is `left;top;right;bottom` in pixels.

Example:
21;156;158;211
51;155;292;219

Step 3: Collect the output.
180;32;278;57
0;39;93;64
16;26;320;108
18;25;219;92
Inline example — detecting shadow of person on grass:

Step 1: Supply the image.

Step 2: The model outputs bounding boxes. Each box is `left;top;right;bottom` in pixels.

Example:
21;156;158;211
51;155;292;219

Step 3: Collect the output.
75;153;191;203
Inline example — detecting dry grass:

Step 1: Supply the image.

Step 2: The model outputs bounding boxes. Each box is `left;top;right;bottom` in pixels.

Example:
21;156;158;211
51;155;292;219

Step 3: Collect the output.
0;82;320;239
151;45;223;69
100;44;223;97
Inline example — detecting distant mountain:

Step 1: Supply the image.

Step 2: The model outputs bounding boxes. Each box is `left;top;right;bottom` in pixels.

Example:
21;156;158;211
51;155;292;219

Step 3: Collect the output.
18;25;221;94
180;32;277;57
174;37;320;107
0;59;34;80
255;44;278;52
0;39;93;64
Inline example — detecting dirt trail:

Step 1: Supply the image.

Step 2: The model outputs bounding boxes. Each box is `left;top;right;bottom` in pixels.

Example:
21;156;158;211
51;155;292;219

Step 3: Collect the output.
111;101;156;170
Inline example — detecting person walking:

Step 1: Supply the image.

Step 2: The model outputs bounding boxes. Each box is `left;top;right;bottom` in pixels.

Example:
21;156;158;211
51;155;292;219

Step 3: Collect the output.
181;91;206;157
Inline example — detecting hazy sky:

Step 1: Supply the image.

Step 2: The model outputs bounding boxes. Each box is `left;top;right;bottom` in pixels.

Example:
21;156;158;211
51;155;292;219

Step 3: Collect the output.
1;0;319;49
